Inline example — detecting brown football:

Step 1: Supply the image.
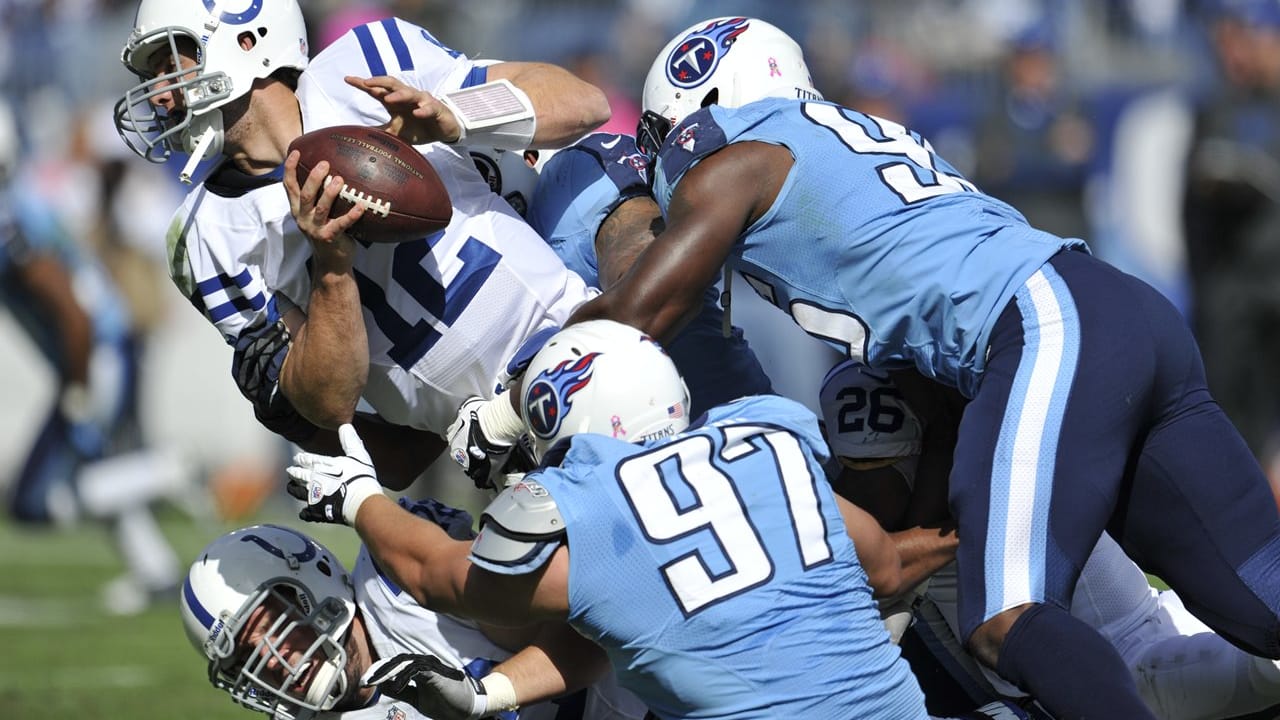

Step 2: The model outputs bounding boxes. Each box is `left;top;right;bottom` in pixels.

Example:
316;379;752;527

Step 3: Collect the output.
288;125;452;243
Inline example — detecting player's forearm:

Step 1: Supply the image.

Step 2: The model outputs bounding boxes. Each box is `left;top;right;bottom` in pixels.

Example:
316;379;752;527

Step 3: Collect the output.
890;521;958;590
487;62;610;148
567;270;701;345
281;269;368;428
354;494;474;614
21;255;93;386
491;624;609;707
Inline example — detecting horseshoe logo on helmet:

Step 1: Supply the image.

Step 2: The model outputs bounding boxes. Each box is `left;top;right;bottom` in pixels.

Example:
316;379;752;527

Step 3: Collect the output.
202;0;264;26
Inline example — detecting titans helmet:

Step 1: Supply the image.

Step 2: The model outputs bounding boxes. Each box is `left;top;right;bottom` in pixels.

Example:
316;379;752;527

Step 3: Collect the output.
468;147;541;218
637;16;820;160
520;320;691;460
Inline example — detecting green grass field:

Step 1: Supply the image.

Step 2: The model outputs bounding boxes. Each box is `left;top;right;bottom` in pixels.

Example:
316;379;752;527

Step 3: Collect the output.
0;503;363;720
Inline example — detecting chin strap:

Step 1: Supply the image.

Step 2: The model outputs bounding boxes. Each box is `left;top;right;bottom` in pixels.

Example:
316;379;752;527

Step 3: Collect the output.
179;126;217;184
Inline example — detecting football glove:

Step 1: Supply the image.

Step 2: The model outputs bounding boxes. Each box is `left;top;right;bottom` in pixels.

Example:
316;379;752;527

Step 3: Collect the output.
446;396;534;491
286;424;383;525
362;653;516;720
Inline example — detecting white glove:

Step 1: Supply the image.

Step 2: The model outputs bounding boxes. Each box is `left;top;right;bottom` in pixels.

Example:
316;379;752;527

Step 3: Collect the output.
286;424;383;525
446;395;529;491
362;654;518;720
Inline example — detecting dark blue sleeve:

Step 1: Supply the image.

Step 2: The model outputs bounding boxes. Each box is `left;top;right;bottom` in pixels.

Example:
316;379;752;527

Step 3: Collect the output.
654;107;731;189
527;133;654;287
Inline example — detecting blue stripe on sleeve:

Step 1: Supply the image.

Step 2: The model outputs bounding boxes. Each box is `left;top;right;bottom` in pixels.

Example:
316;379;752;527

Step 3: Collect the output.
462;66;488;88
381;18;414;71
196;268;253;295
208;292;266;323
353;25;386;76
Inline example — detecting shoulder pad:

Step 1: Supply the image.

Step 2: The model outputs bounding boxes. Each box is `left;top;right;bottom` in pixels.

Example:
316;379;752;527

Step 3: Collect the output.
470;478;565;575
654;107;729;189
562;133;653;193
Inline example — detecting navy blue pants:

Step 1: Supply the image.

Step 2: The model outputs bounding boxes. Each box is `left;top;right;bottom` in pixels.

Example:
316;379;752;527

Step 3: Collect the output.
952;250;1280;657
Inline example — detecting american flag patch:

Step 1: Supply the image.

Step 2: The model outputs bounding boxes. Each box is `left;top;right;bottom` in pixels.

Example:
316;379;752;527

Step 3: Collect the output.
667;403;685;419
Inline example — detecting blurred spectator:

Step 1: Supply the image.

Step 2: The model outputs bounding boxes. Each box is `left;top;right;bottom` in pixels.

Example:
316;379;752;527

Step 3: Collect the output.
1182;0;1280;463
971;20;1096;240
0;98;189;616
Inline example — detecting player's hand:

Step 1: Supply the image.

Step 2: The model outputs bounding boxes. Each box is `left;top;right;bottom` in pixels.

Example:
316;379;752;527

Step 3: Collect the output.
346;76;462;144
362;653;490;720
446;397;517;491
283;149;363;271
286;424;383;525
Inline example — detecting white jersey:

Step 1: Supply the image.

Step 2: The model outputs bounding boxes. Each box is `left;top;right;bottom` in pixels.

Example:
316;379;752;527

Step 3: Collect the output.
166;18;593;433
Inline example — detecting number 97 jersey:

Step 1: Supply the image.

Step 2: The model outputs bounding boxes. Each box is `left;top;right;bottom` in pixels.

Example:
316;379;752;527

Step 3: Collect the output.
506;395;926;719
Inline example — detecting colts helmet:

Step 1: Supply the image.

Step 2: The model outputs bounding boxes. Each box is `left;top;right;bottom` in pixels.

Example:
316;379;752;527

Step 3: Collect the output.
179;524;356;720
520;320;691;460
114;0;309;165
819;360;923;463
637;16;821;160
468;147;541;218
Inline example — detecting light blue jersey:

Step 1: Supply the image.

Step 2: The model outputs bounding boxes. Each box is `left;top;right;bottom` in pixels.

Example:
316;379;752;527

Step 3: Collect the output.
529;134;772;414
524;396;926;720
0;185;130;359
652;99;1086;396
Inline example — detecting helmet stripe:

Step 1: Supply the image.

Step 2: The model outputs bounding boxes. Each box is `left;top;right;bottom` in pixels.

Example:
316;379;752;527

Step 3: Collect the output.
183;576;217;629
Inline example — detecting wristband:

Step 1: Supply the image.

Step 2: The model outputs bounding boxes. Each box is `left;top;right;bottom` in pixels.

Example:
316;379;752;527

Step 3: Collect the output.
477;392;526;444
439;80;537;151
342;477;385;526
479;672;519;713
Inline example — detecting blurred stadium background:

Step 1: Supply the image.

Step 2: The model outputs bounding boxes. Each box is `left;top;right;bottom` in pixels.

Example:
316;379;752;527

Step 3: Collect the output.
1;0;1275;717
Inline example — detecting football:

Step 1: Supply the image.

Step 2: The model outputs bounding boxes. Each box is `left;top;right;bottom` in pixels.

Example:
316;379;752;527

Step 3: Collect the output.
288;125;452;243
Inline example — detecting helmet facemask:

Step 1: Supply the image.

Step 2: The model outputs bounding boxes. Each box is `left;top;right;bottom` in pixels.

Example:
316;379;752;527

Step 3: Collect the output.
208;582;353;720
114;29;231;165
113;0;309;180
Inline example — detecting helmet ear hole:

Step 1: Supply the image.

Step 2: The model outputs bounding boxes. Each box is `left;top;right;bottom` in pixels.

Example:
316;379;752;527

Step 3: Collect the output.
700;88;719;108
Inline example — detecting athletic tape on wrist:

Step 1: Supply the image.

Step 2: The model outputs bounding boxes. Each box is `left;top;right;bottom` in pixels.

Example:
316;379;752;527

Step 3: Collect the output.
477;392;527;444
342;477;384;526
479;672;519;713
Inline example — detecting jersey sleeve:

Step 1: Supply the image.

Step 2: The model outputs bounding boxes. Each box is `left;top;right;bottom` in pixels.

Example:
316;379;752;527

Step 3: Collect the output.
303;18;489;126
652;107;731;209
527;134;653;287
167;182;308;345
